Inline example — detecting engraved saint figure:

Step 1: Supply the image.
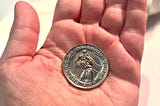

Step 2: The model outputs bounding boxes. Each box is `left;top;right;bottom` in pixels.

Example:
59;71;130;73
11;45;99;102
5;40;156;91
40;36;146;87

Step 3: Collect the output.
75;49;101;82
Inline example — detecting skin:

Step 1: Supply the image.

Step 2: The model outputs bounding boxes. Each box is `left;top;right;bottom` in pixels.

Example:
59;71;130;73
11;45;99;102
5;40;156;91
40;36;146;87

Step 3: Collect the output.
0;0;147;106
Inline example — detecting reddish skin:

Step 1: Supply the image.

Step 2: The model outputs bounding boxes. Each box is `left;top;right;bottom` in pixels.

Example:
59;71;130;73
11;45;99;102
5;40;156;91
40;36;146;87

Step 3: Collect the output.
0;0;147;106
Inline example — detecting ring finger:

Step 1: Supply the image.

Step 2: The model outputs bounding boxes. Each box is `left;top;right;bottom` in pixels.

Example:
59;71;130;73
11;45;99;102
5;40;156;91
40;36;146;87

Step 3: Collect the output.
101;0;126;35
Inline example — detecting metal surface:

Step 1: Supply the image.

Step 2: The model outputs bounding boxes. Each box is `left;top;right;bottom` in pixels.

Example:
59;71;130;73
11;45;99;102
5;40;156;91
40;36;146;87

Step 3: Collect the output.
62;44;109;89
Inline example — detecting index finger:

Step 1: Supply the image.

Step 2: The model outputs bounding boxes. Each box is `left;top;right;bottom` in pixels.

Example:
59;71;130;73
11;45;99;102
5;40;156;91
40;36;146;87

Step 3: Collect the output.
53;0;82;22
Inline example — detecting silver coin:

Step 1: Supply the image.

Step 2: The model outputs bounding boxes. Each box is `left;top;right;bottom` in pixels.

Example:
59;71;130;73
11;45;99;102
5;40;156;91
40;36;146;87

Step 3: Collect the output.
62;44;109;89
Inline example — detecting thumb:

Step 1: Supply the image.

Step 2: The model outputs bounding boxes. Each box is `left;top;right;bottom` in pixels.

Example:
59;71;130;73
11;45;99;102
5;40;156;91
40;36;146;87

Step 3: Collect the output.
1;1;40;60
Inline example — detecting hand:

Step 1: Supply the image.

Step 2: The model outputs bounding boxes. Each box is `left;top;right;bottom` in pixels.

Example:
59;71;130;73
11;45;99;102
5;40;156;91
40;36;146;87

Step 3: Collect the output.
0;0;147;106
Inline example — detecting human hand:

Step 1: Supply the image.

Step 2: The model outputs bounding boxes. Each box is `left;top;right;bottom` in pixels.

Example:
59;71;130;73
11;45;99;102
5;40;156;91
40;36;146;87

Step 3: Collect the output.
0;0;147;106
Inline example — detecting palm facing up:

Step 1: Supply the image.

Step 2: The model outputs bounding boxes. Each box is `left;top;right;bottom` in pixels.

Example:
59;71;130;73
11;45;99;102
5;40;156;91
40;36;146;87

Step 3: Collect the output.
0;0;147;106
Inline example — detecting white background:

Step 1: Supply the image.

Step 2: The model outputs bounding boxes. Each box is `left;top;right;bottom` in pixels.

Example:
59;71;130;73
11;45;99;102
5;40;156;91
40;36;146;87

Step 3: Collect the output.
0;0;39;20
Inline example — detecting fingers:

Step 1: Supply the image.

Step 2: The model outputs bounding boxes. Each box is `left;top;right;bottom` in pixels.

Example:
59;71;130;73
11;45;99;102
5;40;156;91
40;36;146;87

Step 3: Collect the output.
122;0;147;35
1;1;40;59
120;0;147;61
53;0;82;22
101;0;126;35
80;0;105;24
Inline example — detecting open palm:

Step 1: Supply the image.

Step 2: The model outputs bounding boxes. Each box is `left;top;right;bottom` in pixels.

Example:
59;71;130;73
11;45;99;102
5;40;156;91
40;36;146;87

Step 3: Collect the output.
0;0;147;106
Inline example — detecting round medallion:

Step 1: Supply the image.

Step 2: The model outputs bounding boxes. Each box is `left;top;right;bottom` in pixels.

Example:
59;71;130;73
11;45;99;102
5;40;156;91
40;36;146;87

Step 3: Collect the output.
62;44;109;89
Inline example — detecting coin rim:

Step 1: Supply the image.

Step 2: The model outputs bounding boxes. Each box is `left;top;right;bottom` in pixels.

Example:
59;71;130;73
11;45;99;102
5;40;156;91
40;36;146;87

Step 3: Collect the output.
62;44;109;89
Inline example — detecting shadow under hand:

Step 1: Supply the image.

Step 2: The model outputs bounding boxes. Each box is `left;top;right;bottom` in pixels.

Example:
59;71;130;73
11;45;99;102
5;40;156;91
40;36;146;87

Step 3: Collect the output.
147;12;160;30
